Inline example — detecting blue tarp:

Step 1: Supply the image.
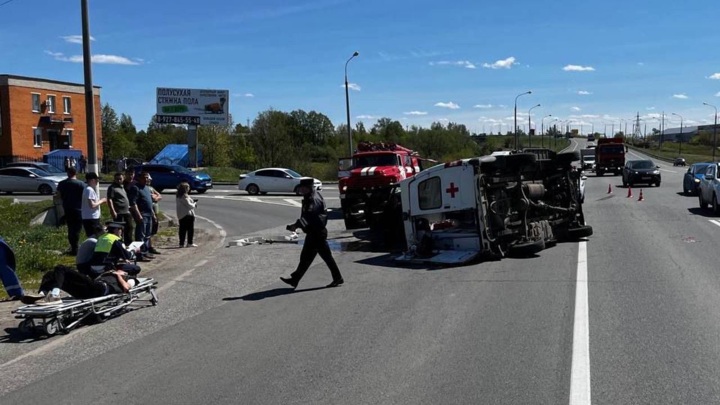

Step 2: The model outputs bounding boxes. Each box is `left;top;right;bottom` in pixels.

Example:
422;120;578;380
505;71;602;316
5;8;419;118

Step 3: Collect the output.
43;149;83;171
150;144;202;167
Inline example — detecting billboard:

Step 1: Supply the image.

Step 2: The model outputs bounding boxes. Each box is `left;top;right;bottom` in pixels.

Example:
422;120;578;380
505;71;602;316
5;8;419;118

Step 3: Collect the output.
156;87;229;126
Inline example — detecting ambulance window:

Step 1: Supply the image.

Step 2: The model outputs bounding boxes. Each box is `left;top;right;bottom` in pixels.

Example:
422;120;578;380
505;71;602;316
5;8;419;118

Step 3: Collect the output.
418;177;442;210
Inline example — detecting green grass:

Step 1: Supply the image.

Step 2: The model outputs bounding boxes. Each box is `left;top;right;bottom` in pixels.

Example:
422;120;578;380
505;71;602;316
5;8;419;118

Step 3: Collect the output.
201;166;245;183
629;142;717;165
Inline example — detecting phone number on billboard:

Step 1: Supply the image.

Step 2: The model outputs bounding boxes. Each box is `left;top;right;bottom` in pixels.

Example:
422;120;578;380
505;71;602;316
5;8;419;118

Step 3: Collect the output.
156;115;200;125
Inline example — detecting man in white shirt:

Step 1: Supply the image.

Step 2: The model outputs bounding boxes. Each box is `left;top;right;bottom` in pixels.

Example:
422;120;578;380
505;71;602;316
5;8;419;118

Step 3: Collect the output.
81;172;107;237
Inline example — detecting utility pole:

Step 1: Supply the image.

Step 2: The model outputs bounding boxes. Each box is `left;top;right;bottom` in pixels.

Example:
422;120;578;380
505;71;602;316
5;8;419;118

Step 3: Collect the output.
81;0;98;175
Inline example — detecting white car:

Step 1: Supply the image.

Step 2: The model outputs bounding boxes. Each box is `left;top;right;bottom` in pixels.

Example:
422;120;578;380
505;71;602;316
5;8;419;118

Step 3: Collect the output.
698;162;720;213
238;168;322;195
0;167;65;195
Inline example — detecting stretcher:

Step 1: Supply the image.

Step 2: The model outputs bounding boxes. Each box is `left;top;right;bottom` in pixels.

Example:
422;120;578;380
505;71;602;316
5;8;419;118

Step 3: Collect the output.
12;278;158;337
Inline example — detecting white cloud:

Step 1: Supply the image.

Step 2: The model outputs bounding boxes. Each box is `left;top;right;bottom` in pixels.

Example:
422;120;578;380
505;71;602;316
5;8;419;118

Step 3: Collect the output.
646;106;655;110
482;56;516;69
61;35;95;44
716;92;720;97
429;60;476;69
244;93;254;97
498;104;508;109
343;83;361;91
563;64;595;72
672;94;689;99
473;104;493;109
435;102;460;109
708;73;720;80
45;51;140;65
571;106;581;111
637;62;645;66
577;90;592;95
404;111;427;115
356;115;376;120
438;118;449;122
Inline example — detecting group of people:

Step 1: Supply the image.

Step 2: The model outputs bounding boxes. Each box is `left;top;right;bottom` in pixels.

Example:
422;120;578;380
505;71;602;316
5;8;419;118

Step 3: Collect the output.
63;155;87;173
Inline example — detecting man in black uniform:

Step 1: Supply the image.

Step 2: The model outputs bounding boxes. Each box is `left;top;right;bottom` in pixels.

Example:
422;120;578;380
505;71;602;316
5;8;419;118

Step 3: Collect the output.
56;167;86;255
280;178;344;288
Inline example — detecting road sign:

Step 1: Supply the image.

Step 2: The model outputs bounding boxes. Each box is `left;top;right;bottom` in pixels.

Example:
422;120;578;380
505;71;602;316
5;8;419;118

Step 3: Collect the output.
156;87;229;125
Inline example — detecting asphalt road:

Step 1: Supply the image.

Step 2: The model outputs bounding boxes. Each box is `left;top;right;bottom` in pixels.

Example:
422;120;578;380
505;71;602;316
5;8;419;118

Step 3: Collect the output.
3;147;720;404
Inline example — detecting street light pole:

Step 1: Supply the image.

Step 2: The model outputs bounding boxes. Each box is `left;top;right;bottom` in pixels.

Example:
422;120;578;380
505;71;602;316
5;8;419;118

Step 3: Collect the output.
541;114;552;148
704;102;718;162
672;112;683;157
344;51;359;156
81;0;98;176
528;104;540;148
514;91;531;150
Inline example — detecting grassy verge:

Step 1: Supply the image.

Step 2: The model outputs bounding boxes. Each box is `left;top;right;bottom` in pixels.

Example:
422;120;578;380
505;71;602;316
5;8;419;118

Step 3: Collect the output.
201;166;245;183
630;143;717;165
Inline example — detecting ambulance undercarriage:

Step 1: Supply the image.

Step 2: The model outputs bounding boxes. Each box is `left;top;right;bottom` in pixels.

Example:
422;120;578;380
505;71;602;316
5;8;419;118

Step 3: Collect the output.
396;151;592;265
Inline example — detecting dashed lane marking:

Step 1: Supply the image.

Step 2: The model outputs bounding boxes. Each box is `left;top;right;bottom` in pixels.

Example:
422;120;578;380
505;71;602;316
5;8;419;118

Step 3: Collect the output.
570;241;591;405
710;220;720;228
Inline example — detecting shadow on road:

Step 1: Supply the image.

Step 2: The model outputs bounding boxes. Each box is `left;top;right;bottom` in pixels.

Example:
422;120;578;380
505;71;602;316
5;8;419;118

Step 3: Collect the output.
224;286;328;301
687;207;718;218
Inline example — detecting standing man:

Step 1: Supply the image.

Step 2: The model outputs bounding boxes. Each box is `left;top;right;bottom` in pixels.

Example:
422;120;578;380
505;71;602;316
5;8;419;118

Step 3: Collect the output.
123;168;138;246
107;172;132;241
81;172;107;237
56;167;85;255
134;171;157;255
79;155;87;173
280;178;344;288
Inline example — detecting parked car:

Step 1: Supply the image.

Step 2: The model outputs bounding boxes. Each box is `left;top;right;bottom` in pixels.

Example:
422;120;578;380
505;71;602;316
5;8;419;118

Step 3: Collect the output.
683;162;712;195
5;161;66;175
698;163;720;213
622;159;661;187
0;167;65;195
673;157;687;167
238;168;322;195
133;164;212;193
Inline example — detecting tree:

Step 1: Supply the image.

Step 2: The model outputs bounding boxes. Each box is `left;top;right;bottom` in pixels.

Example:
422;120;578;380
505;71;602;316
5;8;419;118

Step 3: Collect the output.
198;124;232;167
249;109;294;168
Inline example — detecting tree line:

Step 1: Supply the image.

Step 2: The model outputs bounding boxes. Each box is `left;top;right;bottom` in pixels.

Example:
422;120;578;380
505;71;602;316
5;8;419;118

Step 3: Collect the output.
101;103;505;179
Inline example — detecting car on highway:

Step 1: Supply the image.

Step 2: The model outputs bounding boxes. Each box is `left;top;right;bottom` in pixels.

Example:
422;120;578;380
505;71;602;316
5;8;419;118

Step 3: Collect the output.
586;142;596;148
673;157;687;167
683;162;712;195
5;161;66;175
0;167;65;195
133;164;212;193
622;159;661;187
238;168;322;195
698;162;720;213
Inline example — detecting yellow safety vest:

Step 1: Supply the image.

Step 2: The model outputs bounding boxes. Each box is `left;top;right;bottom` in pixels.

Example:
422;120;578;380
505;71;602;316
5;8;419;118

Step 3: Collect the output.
95;233;121;254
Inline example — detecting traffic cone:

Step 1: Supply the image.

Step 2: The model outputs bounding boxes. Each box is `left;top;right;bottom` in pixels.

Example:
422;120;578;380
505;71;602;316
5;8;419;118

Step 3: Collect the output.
607;184;612;194
627;186;633;198
638;189;644;202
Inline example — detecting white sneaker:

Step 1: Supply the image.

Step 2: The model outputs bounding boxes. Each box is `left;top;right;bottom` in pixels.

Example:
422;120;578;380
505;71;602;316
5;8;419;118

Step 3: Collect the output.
187;243;198;247
36;294;63;306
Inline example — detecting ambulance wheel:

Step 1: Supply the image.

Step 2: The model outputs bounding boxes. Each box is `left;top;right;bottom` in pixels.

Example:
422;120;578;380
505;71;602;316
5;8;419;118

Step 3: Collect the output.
566;225;594;240
508;238;545;257
44;320;58;336
18;319;33;335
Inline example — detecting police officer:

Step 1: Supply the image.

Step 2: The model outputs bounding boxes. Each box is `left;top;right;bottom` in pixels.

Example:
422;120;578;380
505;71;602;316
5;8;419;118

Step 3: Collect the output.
280;178;344;288
86;222;142;278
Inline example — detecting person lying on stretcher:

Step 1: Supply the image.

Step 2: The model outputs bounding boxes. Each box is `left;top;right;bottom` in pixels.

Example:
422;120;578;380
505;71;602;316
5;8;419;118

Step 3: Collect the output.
21;265;136;305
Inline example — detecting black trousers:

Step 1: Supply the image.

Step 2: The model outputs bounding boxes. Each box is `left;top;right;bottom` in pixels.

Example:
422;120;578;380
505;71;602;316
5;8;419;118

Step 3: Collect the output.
179;215;195;245
65;211;83;254
114;213;134;246
39;265;106;299
290;229;343;283
82;218;101;238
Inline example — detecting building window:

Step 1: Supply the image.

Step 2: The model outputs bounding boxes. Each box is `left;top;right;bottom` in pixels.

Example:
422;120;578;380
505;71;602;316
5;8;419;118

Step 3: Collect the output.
63;97;71;114
31;93;41;112
47;95;56;113
418;176;442;210
33;127;42;147
64;129;73;147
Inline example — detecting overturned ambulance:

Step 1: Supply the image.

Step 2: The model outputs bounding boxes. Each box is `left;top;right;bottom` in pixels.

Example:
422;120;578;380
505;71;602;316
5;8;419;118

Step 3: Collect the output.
395;149;592;265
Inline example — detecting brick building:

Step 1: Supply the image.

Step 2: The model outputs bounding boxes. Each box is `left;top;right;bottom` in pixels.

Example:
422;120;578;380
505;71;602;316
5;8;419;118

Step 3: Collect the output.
0;74;102;166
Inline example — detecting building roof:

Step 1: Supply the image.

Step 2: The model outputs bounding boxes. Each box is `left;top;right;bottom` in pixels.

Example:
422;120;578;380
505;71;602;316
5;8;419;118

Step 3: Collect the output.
0;74;101;89
662;126;698;135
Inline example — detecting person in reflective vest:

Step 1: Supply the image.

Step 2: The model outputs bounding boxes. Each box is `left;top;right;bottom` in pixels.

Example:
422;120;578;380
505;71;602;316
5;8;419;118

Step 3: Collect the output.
87;222;141;278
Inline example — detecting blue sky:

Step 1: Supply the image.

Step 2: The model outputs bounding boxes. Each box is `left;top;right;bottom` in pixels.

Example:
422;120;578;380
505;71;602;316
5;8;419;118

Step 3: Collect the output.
2;0;719;135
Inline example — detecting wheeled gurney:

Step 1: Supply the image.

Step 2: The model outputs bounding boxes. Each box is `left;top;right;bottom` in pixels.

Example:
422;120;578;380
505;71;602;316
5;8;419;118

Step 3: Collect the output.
13;278;159;337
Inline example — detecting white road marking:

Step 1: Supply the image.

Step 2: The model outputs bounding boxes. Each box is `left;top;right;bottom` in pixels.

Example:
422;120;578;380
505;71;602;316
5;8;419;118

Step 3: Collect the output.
570;241;591;405
283;199;302;207
710;220;720;228
246;197;262;202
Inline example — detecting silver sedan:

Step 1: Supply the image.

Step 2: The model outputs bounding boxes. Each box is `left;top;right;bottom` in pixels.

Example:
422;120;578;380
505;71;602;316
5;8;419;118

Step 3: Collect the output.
0;167;65;195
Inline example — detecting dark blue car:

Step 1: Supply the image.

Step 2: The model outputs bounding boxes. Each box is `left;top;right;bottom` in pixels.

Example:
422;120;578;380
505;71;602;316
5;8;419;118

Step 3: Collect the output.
134;164;212;193
683;162;712;195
